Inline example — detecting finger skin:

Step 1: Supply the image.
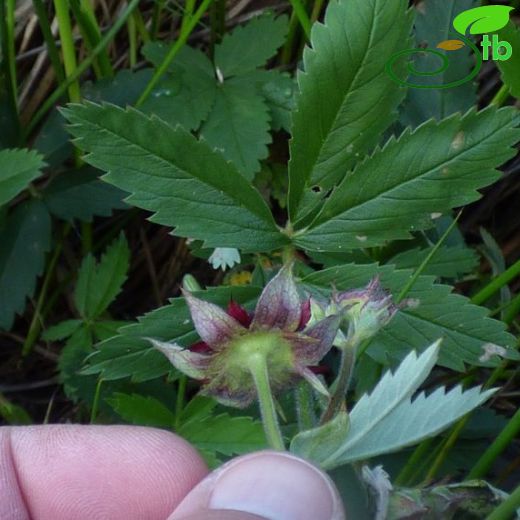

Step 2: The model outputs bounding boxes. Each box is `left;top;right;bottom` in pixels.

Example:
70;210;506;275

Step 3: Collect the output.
170;451;345;520
0;425;208;520
176;512;267;520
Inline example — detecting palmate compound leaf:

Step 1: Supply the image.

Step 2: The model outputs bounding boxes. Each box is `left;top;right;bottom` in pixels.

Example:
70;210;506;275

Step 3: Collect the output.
303;263;517;371
288;0;413;224
291;342;496;469
294;107;520;252
62;102;287;253
0;148;46;207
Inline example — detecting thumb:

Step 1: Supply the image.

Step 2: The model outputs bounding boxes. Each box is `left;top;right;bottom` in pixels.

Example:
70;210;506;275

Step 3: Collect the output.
170;451;345;520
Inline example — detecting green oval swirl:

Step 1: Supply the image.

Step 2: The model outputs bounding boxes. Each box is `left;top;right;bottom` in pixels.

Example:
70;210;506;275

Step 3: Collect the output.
386;35;482;89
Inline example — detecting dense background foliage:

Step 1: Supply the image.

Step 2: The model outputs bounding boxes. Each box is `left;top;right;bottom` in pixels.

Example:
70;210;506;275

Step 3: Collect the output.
1;0;520;517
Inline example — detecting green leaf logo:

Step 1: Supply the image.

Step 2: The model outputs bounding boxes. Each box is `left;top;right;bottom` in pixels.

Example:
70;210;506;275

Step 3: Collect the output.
453;6;514;35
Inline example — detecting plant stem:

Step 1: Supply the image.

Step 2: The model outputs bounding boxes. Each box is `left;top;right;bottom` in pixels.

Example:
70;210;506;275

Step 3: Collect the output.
209;0;226;55
397;212;461;303
485;483;520;520
32;0;66;84
137;0;214;107
151;0;166;39
472;258;520;305
394;438;435;486
280;8;301;65
25;0;141;138
54;0;81;103
320;345;356;424
490;84;510;107
128;10;137;68
504;291;520;324
288;0;312;39
174;375;187;429
310;0;325;23
423;414;469;483
132;10;150;44
468;407;520;480
70;0;114;78
90;377;104;424
295;381;315;431
249;354;285;450
180;0;197;35
0;0;21;142
81;222;92;254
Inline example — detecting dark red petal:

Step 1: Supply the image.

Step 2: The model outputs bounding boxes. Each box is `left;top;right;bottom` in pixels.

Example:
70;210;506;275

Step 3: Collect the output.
190;341;213;354
227;300;252;328
310;365;329;375
298;299;311;330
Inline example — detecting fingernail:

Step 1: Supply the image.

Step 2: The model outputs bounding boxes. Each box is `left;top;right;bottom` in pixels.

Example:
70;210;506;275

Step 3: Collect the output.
207;451;344;520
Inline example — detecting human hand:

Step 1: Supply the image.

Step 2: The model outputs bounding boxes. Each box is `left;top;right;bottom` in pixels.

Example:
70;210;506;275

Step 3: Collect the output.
0;425;344;520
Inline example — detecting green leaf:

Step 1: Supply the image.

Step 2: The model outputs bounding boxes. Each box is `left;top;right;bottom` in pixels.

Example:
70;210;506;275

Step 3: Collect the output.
290;411;349;463
201;75;271;180
63;102;286;252
74;234;130;320
292;343;495;469
261;71;296;133
496;21;520;100
0;200;51;330
295;107;520;252
303;263;517;371
81;286;261;382
0;148;45;207
401;0;478;127
58;326;96;402
107;392;175;428
179;413;266;457
0;394;32;425
453;5;513;35
288;0;413;223
83;68;153;106
215;13;289;78
42;319;83;341
141;45;216;131
43;166;127;222
388;245;478;279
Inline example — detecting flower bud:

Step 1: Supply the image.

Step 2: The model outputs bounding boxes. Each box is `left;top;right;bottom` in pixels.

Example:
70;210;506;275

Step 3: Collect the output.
332;277;399;348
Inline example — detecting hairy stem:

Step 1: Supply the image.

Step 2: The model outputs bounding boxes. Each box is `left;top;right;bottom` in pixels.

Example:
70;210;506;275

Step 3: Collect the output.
249;354;285;451
320;346;355;424
468;407;520;480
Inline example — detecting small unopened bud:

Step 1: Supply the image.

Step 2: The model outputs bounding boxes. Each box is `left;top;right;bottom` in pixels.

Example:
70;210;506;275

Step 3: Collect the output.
182;274;202;292
333;277;399;348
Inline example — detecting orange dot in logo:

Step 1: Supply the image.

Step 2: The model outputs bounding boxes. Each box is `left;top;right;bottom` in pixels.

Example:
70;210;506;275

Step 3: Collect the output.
436;39;466;51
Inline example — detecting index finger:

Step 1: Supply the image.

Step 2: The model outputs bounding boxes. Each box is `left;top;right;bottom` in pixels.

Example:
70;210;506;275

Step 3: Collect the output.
0;425;208;520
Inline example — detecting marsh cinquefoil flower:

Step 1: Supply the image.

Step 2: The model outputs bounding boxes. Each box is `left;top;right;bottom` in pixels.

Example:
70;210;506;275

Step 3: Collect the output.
149;264;340;411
